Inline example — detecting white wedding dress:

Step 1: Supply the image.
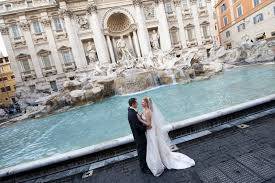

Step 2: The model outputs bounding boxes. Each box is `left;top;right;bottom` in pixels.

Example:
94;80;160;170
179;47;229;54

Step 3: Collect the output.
143;101;195;177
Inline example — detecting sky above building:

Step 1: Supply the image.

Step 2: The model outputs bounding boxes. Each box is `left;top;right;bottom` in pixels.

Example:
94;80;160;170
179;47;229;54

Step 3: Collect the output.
0;34;7;56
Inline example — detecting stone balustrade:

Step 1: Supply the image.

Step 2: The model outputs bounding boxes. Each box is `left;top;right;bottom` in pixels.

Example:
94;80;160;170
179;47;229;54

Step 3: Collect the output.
0;0;56;13
187;40;198;47
11;36;26;48
54;30;67;40
198;6;208;17
202;37;213;45
21;70;36;81
32;32;48;44
42;66;57;77
182;9;193;19
62;62;76;72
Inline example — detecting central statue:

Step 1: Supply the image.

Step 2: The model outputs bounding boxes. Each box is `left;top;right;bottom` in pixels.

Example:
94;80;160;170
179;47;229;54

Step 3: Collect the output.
116;36;135;68
116;36;133;60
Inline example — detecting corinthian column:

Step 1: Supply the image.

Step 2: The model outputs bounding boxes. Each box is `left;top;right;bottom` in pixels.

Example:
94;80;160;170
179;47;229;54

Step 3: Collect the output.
0;23;22;83
19;16;43;78
155;0;172;51
40;13;63;74
133;0;151;57
59;8;87;69
206;0;216;41
132;30;141;58
190;3;202;46
86;2;110;64
106;35;116;63
173;0;187;49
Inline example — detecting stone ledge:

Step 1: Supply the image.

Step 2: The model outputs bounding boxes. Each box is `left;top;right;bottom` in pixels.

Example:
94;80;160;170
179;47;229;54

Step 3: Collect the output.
1;94;275;179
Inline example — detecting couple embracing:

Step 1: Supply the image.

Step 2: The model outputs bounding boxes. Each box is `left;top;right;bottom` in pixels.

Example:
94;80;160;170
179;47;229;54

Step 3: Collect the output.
128;97;195;177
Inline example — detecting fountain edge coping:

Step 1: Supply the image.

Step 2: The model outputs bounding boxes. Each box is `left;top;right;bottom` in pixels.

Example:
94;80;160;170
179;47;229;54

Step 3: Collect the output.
1;93;275;178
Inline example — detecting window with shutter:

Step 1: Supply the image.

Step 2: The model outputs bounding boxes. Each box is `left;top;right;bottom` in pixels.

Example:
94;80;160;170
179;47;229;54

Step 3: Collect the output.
237;5;243;17
221;4;226;13
253;0;261;7
253;13;264;24
33;21;42;34
223;16;228;26
62;51;74;64
226;31;230;38
11;25;20;39
21;59;31;71
41;55;51;69
53;18;62;31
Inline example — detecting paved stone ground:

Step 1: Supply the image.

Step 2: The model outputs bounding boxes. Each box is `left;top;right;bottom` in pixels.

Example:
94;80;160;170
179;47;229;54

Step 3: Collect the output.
52;114;275;183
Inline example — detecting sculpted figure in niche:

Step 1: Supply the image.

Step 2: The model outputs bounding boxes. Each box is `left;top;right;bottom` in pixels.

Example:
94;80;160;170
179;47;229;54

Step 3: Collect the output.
86;41;97;63
151;30;160;50
116;36;133;60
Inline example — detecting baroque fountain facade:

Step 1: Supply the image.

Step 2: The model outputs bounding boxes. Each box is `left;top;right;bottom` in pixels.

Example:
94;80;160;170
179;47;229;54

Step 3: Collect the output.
0;0;274;120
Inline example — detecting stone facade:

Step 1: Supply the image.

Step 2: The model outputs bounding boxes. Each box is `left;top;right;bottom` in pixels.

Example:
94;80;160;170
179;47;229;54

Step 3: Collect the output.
215;0;275;48
0;52;16;106
0;0;218;92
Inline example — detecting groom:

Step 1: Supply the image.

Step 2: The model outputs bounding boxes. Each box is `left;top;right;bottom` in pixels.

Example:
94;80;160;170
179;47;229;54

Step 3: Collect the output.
128;98;151;174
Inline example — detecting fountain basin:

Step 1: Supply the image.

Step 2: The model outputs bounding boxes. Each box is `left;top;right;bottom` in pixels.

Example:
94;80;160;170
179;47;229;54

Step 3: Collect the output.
1;64;275;174
1;94;275;179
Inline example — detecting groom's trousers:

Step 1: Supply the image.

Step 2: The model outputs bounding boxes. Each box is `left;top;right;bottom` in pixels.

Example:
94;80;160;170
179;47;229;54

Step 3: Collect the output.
136;137;148;171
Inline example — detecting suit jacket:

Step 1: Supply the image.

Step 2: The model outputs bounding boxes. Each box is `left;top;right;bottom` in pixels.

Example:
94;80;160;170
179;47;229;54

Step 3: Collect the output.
128;107;147;147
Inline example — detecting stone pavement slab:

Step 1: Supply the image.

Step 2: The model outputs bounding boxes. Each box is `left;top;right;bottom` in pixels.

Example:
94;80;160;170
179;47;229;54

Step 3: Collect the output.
52;114;275;183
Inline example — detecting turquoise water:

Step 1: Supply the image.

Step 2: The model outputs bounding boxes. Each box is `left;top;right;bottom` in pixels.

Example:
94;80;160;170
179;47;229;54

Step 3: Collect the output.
1;64;275;169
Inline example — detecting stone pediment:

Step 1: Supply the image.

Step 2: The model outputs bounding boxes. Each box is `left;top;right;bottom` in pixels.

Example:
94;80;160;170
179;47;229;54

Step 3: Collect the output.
37;49;51;55
185;23;194;29
58;45;71;51
16;53;31;59
200;21;209;26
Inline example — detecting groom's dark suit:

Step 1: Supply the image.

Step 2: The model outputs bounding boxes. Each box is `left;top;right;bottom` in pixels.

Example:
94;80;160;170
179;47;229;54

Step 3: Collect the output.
128;107;148;171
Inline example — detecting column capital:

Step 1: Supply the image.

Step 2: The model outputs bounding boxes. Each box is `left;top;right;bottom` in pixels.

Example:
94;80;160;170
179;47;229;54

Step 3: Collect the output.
41;18;51;27
173;0;181;7
0;26;9;35
59;8;73;18
86;3;97;14
132;0;143;6
154;0;164;4
19;20;30;31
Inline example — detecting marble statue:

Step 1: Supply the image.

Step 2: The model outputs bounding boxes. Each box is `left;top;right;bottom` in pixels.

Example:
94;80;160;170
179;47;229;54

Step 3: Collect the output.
93;63;105;76
241;34;251;44
116;36;135;68
151;30;160;50
107;63;117;77
86;42;97;63
116;36;133;60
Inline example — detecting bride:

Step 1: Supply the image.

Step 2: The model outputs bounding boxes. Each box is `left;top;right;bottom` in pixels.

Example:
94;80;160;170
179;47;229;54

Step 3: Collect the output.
139;96;195;176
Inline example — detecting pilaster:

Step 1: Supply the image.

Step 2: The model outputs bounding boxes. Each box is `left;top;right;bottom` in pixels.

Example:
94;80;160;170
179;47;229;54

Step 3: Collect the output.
133;0;151;57
86;2;110;64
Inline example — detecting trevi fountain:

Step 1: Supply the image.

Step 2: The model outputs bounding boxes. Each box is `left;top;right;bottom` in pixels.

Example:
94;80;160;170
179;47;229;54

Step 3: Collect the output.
0;37;274;170
0;1;274;171
1;37;273;122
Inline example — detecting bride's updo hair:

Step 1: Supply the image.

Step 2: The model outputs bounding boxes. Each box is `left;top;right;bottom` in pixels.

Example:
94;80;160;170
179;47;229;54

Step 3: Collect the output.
143;97;153;110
